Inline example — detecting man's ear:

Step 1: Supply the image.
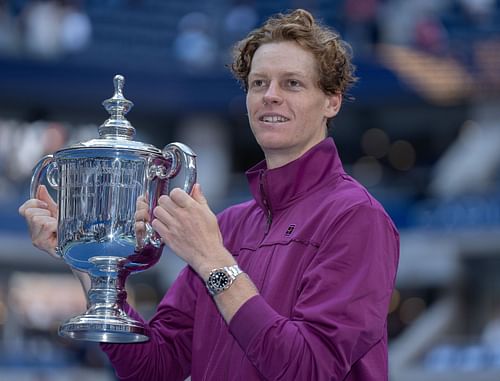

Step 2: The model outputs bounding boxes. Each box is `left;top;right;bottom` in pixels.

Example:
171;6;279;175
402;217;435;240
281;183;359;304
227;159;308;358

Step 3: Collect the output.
325;93;342;119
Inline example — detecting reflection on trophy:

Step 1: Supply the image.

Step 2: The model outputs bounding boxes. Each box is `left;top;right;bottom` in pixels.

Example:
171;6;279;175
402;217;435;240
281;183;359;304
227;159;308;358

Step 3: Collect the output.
29;75;197;343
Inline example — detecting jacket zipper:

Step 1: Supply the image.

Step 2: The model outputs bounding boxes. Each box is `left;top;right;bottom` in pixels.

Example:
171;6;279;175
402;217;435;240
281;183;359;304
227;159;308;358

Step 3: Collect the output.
259;170;273;235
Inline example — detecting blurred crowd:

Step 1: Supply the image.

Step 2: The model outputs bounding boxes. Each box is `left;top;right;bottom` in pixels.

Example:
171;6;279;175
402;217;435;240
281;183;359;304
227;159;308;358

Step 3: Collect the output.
0;0;91;59
0;115;100;197
0;0;499;66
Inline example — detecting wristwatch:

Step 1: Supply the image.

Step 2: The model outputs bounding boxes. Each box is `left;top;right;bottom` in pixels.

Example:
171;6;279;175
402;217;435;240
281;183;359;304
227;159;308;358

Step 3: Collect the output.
206;264;243;296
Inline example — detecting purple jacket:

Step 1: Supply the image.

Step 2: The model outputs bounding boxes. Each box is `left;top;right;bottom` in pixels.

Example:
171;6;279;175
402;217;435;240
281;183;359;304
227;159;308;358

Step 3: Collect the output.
102;138;400;381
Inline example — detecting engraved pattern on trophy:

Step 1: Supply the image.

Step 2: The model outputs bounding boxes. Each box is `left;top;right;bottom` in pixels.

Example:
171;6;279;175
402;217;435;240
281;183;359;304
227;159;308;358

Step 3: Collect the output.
28;75;196;343
57;155;156;269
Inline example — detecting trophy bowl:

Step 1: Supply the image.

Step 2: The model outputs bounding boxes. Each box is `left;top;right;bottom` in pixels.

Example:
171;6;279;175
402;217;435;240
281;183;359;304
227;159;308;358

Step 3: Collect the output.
29;75;196;343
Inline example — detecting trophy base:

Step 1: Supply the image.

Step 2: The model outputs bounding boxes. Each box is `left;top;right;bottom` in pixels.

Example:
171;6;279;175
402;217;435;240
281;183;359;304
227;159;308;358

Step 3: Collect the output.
59;314;149;343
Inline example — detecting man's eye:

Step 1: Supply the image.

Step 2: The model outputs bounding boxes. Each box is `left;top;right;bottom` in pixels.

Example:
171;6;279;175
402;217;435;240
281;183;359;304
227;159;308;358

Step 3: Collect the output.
288;79;301;87
251;79;265;87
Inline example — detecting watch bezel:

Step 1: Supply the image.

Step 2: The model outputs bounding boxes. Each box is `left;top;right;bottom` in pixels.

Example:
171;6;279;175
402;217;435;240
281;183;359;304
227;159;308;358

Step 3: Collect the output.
206;265;242;296
207;269;231;293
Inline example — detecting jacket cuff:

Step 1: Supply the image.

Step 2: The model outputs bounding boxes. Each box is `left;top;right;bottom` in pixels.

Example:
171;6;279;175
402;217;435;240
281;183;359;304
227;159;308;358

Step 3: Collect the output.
228;294;279;351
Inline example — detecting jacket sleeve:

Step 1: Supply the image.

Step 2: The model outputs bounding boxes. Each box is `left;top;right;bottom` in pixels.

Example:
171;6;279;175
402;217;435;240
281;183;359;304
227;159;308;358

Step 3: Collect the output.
100;266;201;381
228;204;400;380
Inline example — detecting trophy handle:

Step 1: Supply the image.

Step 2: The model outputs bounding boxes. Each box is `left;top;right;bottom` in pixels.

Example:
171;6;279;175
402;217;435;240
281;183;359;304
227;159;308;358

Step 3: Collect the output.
162;142;197;194
143;222;161;248
30;154;59;199
142;143;196;248
140;143;197;249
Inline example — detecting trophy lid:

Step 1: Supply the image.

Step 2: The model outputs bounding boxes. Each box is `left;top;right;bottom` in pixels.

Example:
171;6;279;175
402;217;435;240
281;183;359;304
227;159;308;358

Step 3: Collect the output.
63;74;161;155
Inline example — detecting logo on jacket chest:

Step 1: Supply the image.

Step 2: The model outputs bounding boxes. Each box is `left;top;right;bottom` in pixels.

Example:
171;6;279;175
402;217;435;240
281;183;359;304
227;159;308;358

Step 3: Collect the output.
285;224;296;236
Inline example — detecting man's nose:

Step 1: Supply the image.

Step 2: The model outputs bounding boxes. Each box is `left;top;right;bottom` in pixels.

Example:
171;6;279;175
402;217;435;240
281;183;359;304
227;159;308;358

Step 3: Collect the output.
263;82;283;105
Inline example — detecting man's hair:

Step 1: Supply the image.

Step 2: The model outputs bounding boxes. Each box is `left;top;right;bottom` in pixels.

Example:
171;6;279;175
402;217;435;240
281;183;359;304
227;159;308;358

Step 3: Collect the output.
230;9;357;97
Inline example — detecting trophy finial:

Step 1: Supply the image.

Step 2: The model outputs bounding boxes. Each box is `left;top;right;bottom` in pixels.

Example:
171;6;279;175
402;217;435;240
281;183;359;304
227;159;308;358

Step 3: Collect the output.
114;75;125;98
99;74;136;140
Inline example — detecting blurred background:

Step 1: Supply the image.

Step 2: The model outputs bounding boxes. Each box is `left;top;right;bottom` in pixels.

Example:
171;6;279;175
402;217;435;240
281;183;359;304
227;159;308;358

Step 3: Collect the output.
1;0;500;380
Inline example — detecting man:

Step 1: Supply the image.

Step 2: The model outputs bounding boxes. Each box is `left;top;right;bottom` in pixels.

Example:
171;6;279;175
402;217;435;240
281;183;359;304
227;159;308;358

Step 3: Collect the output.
19;9;399;381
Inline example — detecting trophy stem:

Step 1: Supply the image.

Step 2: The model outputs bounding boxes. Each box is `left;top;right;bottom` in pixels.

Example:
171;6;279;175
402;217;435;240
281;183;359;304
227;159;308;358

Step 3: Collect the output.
58;256;149;343
86;273;127;315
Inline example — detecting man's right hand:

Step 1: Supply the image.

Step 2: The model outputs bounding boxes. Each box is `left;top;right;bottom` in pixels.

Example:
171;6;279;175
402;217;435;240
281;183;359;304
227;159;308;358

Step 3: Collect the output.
18;185;59;258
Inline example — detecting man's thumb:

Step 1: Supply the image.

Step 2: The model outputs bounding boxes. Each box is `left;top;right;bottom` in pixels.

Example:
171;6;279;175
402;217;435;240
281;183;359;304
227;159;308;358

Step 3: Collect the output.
191;183;207;205
37;185;58;216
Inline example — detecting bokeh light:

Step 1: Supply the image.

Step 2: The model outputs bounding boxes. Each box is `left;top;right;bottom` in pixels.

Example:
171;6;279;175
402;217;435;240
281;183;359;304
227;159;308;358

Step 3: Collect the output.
361;128;391;159
399;297;427;325
388;140;416;171
352;156;383;187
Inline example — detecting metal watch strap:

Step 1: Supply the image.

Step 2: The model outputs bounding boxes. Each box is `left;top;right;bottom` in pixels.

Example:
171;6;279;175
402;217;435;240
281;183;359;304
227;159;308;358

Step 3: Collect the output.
225;264;243;279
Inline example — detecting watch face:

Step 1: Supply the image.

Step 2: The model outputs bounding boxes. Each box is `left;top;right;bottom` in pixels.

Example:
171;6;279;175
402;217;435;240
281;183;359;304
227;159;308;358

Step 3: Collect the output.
208;270;230;291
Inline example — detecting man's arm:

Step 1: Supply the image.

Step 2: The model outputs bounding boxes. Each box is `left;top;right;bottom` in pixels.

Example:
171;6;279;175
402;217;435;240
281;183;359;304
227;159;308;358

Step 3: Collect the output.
152;184;259;323
101;266;199;381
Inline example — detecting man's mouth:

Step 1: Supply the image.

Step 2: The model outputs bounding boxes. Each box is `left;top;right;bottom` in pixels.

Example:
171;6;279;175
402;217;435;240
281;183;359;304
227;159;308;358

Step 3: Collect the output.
259;115;290;123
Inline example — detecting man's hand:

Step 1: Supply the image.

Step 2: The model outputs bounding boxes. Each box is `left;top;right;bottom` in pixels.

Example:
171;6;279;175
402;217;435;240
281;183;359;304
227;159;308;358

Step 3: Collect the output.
153;183;259;323
152;184;234;279
18;185;59;258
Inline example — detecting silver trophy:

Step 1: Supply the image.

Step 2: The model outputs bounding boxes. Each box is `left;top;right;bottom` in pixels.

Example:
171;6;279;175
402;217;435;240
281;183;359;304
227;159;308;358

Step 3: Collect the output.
29;75;196;343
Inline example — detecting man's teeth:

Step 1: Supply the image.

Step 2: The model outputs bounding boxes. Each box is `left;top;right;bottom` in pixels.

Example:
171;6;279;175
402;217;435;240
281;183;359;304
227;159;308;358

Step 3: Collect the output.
261;115;289;123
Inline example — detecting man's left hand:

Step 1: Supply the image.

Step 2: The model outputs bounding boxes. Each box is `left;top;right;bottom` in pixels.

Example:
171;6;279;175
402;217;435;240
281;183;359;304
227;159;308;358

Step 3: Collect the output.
152;184;234;279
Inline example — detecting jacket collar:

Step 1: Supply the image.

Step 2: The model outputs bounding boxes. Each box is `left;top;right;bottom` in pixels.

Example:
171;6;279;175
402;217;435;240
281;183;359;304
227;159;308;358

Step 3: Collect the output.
246;138;346;213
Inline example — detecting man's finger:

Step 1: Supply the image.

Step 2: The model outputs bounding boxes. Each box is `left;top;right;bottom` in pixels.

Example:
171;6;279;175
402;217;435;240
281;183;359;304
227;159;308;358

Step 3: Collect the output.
37;185;58;216
169;188;192;208
136;196;148;209
153;205;173;225
135;208;150;222
191;184;207;205
157;195;181;216
19;199;48;216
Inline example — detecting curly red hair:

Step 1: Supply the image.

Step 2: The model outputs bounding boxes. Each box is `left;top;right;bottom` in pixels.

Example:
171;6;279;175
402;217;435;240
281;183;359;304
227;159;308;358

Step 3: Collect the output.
230;9;357;97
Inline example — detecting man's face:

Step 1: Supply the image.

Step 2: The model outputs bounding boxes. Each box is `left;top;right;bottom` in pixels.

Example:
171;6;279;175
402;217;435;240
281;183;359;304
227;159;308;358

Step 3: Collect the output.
246;41;341;168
